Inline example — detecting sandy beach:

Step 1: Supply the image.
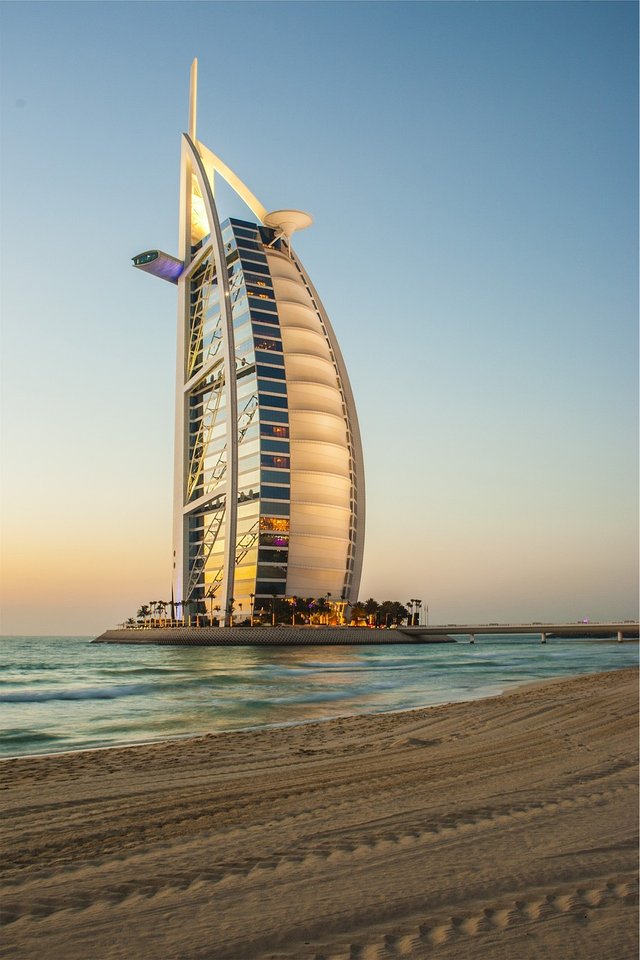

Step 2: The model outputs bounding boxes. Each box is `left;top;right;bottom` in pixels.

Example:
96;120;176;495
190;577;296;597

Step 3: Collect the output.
1;667;637;960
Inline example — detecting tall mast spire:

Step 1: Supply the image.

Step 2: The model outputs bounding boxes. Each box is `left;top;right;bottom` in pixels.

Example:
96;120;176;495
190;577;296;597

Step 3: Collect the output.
189;58;197;141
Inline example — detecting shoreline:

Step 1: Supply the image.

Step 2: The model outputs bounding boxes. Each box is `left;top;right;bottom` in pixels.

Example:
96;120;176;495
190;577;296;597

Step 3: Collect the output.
1;664;634;763
2;667;637;960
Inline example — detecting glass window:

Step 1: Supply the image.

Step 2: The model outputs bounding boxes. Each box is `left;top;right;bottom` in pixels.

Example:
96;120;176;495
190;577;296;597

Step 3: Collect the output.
230;217;259;230
234;320;252;347
255;581;286;596
232;308;250;329
251;314;279;329
248;292;275;306
259;409;289;425
235;237;262;252
258;379;287;395
240;258;269;275
251;297;278;323
261;424;289;439
261;485;290;500
261;468;289;484
259;517;290;532
246;279;273;293
258;548;288;563
259;532;289;547
255;351;284;367
254;338;282;353
257;365;286;381
257;226;277;245
252;309;280;324
248;292;277;308
235;339;254;362
259;500;289;516
257;564;288;580
253;324;281;340
261;438;290;453
259;393;288;409
261;454;289;469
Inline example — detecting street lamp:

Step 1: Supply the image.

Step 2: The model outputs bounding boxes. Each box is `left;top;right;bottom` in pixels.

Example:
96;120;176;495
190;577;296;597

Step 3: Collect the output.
415;599;422;626
206;587;216;625
250;593;255;627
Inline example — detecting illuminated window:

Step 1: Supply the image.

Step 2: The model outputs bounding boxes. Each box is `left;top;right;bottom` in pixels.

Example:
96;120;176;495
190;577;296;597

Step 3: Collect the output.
261;454;290;469
260;517;290;532
259;533;289;547
261;424;289;439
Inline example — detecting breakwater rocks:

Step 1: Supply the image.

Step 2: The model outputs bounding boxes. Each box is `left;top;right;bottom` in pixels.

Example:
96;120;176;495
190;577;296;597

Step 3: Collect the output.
93;627;457;646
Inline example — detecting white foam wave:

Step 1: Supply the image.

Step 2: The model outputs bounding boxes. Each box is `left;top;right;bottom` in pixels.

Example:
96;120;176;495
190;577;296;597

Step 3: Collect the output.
0;684;154;703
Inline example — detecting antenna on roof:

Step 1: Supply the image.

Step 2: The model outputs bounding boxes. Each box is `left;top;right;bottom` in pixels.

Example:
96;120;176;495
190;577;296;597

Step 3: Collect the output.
189;58;198;141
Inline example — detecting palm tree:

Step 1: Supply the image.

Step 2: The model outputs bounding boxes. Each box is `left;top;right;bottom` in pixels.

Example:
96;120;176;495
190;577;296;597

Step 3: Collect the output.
349;602;367;625
137;604;151;624
312;596;330;625
363;598;379;627
296;596;311;624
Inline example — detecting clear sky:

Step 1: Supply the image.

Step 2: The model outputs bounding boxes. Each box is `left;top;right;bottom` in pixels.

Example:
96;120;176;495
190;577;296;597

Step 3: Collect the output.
0;1;637;635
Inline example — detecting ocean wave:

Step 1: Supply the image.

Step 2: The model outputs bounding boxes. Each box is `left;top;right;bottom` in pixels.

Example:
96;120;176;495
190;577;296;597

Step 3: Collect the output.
0;683;156;703
0;728;63;743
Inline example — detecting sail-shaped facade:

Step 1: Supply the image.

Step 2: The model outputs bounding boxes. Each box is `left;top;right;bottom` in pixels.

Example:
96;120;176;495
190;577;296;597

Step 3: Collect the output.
133;62;364;623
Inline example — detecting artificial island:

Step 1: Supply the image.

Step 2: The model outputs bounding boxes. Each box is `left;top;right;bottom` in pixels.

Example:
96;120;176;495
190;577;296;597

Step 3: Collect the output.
96;62;638;647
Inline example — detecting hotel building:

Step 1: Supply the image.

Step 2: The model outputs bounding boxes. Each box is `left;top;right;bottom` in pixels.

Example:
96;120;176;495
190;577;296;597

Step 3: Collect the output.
133;61;365;623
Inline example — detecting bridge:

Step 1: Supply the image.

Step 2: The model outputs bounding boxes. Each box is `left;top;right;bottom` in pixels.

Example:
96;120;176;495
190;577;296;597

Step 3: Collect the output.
397;622;639;643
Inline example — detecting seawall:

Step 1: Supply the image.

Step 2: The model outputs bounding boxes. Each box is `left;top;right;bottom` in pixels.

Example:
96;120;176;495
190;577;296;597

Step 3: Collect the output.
93;627;457;645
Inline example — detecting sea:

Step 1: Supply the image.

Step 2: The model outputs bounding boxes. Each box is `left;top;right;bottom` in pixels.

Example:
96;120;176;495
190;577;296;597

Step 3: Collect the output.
0;635;637;758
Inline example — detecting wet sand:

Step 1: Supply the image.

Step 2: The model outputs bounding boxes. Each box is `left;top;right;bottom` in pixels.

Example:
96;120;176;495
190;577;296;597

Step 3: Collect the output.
1;667;637;959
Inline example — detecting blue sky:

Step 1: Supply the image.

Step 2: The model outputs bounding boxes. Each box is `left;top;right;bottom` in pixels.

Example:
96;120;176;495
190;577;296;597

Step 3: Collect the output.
1;1;637;633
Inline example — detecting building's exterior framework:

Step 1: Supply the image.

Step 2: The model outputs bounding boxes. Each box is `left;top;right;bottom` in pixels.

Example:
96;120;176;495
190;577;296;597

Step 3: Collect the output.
133;61;365;623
